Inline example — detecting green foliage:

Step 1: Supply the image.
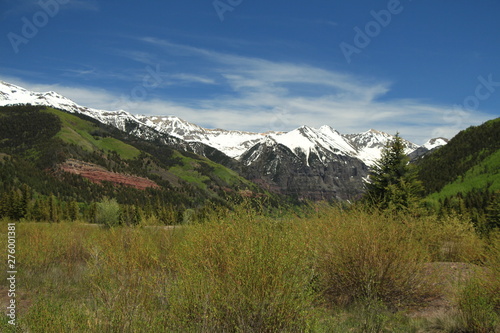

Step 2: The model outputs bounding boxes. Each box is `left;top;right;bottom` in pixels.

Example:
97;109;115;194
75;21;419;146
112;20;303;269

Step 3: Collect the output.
165;205;318;332
326;298;421;333
415;118;500;234
486;192;500;230
0;105;61;154
315;208;433;308
364;133;423;211
2;205;496;332
411;214;484;262
417;117;500;195
453;232;500;332
428;149;500;200
97;197;120;227
0;105;279;224
458;280;499;332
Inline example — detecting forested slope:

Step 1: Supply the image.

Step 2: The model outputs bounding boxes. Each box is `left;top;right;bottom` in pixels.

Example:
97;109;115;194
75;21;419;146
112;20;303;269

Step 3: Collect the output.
0;105;273;224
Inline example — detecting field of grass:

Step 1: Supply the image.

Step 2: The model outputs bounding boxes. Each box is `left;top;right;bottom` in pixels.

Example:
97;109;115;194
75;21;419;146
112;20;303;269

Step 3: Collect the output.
1;205;499;332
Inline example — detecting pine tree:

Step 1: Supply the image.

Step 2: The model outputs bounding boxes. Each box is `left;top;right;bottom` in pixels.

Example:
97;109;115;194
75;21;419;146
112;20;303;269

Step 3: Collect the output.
68;200;80;221
485;192;500;232
48;194;60;223
364;133;423;211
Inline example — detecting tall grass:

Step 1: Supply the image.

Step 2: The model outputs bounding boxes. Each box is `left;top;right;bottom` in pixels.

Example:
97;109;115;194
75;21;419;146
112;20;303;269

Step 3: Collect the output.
0;206;494;332
311;208;434;309
455;232;500;332
409;214;484;263
164;206;319;332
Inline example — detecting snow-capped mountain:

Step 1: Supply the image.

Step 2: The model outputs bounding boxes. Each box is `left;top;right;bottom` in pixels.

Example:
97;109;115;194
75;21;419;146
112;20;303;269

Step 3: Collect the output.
408;137;450;162
344;129;420;166
134;115;420;167
0;80;448;200
135;115;267;159
0;80;439;167
0;81;145;129
423;137;449;150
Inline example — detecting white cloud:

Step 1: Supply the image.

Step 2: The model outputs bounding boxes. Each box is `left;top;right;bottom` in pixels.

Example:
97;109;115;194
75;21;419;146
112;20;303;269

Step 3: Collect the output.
1;37;493;145
170;73;216;85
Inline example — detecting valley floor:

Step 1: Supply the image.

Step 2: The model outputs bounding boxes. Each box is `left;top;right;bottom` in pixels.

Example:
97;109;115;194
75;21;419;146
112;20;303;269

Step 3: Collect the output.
1;206;499;332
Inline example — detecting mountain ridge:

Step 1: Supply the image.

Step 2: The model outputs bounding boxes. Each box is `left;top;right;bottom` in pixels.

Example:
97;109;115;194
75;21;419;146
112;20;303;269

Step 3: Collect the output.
0;80;448;200
0;80;443;166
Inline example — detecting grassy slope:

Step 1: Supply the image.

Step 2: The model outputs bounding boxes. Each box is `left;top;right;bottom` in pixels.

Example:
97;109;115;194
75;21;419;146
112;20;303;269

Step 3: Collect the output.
428;149;500;200
39;107;263;198
418;118;500;195
46;108;141;160
168;150;257;191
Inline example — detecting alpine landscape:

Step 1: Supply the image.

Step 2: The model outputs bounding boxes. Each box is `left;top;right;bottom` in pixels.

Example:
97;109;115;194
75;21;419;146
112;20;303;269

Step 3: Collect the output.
0;1;499;332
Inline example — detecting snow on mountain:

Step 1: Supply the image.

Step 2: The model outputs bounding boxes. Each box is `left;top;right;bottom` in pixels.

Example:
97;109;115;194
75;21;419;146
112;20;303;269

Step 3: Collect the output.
344;129;420;166
135;115;266;158
423;137;449;150
263;125;355;166
0;80;442;167
0;80;158;138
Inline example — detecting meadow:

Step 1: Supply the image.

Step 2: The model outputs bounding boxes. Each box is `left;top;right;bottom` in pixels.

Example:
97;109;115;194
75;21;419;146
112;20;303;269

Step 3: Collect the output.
1;204;499;332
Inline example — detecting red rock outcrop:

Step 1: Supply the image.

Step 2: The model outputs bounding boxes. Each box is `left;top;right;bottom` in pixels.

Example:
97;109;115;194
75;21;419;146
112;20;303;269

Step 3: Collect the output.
59;159;159;190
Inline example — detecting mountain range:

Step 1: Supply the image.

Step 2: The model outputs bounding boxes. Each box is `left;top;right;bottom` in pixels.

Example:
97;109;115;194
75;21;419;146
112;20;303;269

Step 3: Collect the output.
0;80;448;200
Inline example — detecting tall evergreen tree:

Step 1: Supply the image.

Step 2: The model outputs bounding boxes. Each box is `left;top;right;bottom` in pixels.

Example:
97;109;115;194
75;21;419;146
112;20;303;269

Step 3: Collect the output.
485;192;500;232
48;194;60;223
364;133;423;211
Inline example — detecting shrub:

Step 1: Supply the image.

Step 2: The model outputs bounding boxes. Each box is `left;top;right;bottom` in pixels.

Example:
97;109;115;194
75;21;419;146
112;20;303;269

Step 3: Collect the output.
457;279;499;332
315;209;434;309
411;214;484;263
164;206;319;332
96;197;120;227
453;232;500;332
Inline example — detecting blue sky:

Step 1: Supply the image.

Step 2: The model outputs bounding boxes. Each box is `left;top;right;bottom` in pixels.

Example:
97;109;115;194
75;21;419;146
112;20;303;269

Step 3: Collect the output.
1;0;499;144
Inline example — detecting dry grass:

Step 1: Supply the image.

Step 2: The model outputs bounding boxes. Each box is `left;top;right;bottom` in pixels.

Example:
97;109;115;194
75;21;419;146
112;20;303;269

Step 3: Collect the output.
0;207;496;332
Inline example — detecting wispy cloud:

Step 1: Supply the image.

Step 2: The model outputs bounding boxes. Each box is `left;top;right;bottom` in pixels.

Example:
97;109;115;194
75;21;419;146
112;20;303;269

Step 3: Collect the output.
170;73;216;85
2;37;493;144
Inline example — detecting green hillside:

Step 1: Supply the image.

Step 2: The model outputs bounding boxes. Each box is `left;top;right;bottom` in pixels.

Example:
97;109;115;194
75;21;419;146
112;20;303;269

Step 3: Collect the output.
427;149;500;201
417;118;500;195
49;108;141;160
0;105;272;224
416;117;499;232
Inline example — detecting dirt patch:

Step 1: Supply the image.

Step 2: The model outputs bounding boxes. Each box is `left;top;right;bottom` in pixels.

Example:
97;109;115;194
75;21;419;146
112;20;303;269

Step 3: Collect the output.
408;262;480;319
59;159;159;190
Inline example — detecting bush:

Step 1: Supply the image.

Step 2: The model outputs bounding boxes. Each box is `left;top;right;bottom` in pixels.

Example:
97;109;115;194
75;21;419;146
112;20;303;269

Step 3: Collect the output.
315;209;434;309
411;214;484;263
452;232;500;332
164;206;319;332
457;279;499;332
97;197;120;227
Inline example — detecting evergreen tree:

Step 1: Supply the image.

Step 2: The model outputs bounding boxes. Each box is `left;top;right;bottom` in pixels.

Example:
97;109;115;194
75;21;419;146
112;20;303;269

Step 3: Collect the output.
364;133;423;211
20;184;32;219
485;192;500;232
48;194;60;223
68;200;80;221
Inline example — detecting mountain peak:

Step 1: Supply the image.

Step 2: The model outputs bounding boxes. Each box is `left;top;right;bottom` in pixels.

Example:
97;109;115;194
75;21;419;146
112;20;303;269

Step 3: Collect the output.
423;137;449;150
0;79;437;167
